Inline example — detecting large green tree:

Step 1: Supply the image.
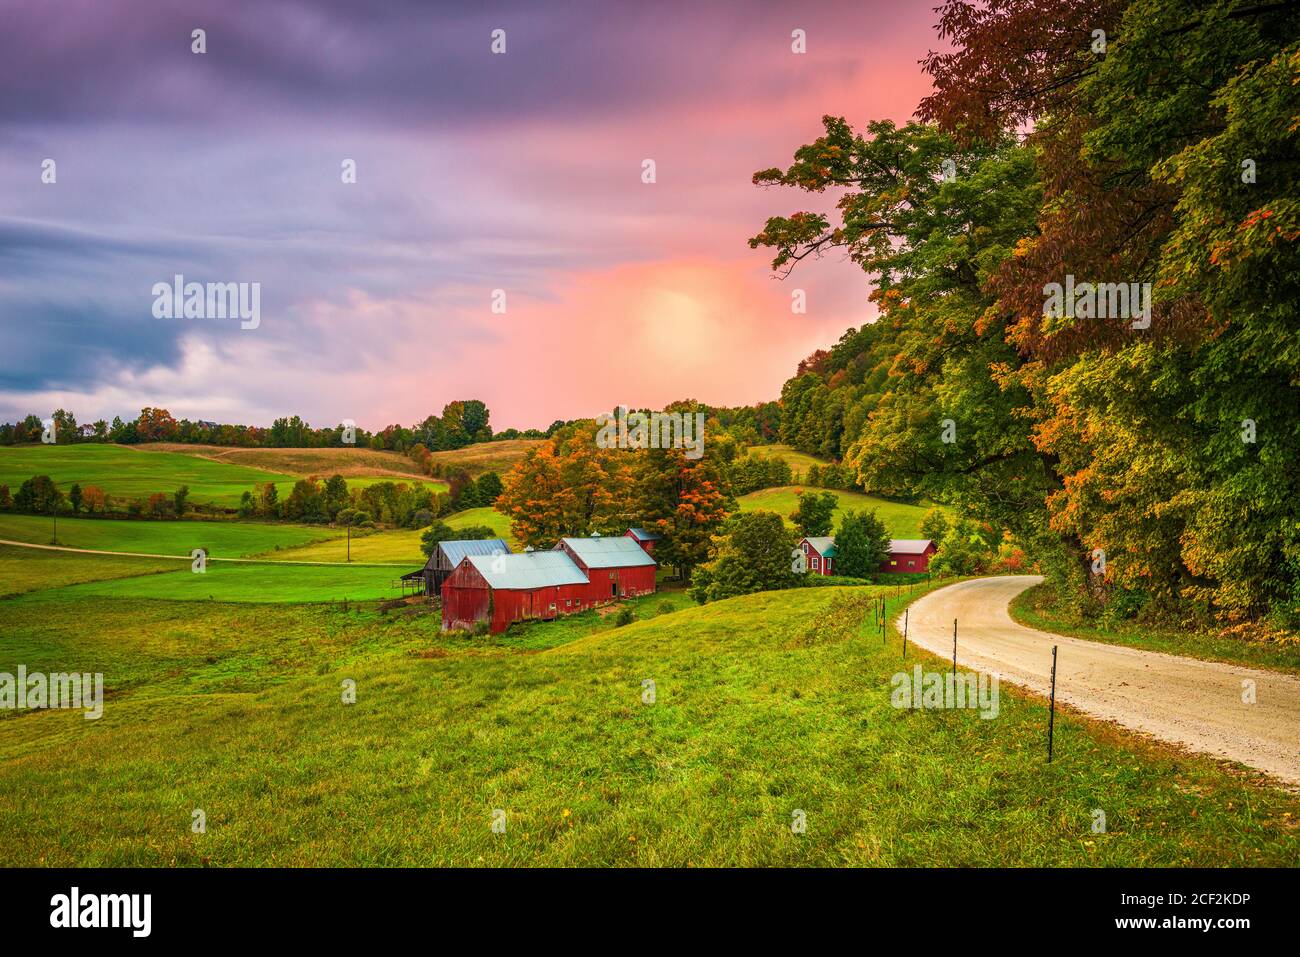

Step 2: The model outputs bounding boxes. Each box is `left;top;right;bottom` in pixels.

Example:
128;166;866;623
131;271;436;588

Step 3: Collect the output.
832;509;891;579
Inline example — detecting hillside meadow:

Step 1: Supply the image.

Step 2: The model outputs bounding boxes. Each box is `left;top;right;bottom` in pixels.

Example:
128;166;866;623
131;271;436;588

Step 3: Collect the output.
23;559;404;604
737;486;936;538
425;438;543;476
0;544;179;598
745;443;828;475
0;444;447;508
0;579;1295;865
0;513;340;557
143;443;430;478
267;506;514;565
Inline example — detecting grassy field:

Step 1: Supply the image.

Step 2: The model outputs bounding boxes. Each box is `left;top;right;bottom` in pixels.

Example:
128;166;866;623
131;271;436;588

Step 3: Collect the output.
737;486;935;538
22;559;404;604
0;576;1295;865
266;506;514;564
0;544;178;598
144;443;428;478
0;444;447;507
746;443;828;474
0;513;340;558
426;438;543;476
268;527;426;565
1010;583;1300;674
446;505;512;539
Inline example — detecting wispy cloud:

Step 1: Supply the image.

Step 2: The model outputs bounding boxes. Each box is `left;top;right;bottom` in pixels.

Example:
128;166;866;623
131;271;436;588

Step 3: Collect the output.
0;0;936;428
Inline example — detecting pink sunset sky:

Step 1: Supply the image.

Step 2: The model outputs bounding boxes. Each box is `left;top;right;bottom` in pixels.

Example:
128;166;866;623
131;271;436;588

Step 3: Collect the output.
0;0;941;431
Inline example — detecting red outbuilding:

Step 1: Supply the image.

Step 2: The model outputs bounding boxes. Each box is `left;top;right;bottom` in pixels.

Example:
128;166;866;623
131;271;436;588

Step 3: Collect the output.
797;536;837;576
558;534;658;600
878;539;936;574
441;533;657;634
795;535;937;576
624;527;662;555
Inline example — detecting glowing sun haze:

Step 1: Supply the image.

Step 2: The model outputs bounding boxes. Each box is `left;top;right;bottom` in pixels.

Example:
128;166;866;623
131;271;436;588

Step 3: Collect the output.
0;0;938;431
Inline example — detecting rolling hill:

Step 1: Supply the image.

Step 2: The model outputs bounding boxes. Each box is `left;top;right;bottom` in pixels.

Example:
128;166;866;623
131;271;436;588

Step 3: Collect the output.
144;443;429;478
736;486;937;538
425;438;543;476
0;444;447;507
0;513;340;558
264;506;514;565
744;443;829;474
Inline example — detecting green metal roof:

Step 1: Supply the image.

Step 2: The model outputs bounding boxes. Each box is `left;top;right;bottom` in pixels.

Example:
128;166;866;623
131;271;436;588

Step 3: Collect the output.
802;536;836;558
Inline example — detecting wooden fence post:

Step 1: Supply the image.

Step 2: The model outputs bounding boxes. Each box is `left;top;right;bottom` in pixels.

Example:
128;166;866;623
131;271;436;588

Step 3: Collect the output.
1048;645;1059;762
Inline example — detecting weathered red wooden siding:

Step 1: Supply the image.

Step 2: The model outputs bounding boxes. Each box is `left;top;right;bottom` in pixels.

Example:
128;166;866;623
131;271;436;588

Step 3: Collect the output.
624;530;656;555
488;582;595;633
441;561;491;630
556;544;656;598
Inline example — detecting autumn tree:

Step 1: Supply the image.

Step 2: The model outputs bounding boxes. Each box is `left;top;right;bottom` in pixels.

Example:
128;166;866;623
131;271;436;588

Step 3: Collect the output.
15;475;63;513
135;407;179;443
81;485;106;514
635;444;732;580
496;422;636;547
755;0;1300;626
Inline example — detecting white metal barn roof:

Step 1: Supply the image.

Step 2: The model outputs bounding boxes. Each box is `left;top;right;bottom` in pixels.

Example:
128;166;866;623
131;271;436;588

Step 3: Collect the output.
464;551;588;590
557;535;657;569
888;539;934;554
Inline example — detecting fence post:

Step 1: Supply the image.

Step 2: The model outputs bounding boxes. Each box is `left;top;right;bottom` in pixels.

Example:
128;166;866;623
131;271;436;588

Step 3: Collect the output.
1048;645;1059;762
903;607;908;658
952;618;957;677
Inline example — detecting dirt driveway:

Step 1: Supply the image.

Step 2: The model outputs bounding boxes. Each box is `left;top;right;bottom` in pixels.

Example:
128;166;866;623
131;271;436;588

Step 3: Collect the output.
903;576;1300;786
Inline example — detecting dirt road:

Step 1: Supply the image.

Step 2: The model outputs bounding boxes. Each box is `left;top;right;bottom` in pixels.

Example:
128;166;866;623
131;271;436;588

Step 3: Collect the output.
903;576;1300;786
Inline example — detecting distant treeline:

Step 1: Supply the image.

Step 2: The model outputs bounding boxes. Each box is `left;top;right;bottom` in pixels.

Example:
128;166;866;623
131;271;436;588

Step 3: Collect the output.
0;469;504;528
1;399;783;453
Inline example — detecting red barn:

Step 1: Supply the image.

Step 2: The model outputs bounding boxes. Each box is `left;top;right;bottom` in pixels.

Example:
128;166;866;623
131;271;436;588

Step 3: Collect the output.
878;539;936;574
624;527;662;555
558;534;658;599
441;533;657;634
